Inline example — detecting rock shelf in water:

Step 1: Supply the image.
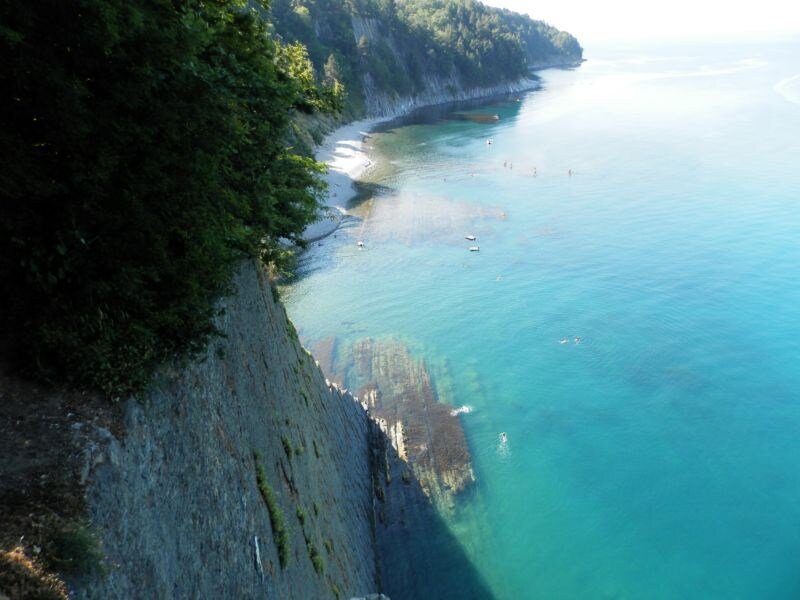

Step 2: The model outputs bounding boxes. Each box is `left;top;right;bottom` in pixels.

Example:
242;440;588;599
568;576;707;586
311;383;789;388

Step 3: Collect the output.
313;336;475;511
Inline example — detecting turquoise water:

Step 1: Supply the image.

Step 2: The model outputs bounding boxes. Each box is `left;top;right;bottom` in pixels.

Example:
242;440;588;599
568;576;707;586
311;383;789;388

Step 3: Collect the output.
282;39;800;598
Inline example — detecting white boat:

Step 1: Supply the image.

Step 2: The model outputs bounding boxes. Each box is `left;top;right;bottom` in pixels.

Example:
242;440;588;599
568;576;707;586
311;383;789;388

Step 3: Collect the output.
357;241;365;247
469;246;480;252
465;235;476;241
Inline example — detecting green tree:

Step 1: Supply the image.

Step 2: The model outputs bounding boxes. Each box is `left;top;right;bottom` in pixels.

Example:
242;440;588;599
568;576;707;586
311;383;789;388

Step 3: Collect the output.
323;53;344;86
0;0;328;394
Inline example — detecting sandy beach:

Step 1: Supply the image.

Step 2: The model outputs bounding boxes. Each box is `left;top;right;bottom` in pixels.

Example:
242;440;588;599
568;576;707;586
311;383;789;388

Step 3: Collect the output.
302;118;387;242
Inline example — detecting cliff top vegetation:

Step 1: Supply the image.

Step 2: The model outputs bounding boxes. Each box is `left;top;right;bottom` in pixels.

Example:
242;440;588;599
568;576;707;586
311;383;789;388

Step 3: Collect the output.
0;0;336;394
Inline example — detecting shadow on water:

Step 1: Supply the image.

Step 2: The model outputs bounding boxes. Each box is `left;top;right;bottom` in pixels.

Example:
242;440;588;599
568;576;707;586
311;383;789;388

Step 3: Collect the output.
349;180;395;210
372;85;538;133
371;421;497;600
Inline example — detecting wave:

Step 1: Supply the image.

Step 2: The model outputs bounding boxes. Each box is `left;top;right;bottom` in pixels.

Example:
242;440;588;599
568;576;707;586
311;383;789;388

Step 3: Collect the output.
450;405;474;416
775;74;800;105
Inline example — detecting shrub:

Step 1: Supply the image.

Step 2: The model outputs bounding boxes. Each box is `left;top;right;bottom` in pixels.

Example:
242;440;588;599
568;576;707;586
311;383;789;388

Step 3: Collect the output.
46;524;104;576
281;436;294;459
307;541;324;574
254;452;290;568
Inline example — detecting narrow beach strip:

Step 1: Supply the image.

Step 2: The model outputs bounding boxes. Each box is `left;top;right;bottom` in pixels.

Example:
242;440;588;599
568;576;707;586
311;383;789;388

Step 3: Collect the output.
302;118;385;242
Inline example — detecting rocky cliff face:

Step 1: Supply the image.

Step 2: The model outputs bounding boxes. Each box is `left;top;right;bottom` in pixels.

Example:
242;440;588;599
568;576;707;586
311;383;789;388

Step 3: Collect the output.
75;262;380;599
350;15;580;117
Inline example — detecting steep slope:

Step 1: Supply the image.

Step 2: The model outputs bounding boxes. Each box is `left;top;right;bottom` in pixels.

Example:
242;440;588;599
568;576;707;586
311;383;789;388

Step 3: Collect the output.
74;262;379;599
267;0;582;116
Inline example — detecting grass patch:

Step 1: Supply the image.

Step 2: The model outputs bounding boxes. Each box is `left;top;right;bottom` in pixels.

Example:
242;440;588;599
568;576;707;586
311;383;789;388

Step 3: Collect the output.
0;547;68;600
330;581;341;599
296;506;306;526
307;540;324;574
281;436;294;459
324;538;334;555
313;502;320;516
254;451;289;568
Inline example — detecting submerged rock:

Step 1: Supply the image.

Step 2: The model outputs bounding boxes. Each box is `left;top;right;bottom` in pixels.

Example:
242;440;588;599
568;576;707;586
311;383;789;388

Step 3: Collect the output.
348;339;475;510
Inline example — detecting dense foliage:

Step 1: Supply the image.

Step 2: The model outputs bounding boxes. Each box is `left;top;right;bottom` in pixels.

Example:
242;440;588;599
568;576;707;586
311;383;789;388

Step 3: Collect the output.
268;0;582;114
0;0;332;394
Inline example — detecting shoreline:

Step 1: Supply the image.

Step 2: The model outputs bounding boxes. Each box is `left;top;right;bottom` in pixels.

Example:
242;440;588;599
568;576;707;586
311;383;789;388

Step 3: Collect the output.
302;68;574;242
302;117;386;242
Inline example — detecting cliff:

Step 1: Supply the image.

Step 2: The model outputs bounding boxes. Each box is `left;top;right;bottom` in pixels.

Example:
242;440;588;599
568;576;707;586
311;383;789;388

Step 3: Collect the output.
1;262;377;598
267;0;582;119
348;14;579;117
72;262;377;598
1;261;492;599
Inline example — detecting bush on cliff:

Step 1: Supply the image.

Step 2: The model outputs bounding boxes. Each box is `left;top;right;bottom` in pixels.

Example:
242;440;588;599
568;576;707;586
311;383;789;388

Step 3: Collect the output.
0;0;333;394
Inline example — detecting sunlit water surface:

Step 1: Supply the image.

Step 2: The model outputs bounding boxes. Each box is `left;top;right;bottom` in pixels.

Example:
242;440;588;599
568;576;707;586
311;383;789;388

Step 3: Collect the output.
282;39;800;598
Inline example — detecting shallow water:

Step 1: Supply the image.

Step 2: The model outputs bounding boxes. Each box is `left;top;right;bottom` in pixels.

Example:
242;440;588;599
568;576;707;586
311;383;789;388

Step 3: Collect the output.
282;39;800;598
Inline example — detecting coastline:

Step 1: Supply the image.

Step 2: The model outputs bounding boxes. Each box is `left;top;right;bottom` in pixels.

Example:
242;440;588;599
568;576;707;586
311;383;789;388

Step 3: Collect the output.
303;118;386;242
302;68;574;242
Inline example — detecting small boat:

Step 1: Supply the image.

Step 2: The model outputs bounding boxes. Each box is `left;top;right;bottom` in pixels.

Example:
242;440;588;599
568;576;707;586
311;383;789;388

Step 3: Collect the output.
357;241;365;247
465;235;476;241
486;139;493;145
469;246;480;252
493;114;500;120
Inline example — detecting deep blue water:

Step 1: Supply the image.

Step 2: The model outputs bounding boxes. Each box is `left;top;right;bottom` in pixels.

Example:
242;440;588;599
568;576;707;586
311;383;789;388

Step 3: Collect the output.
282;39;800;598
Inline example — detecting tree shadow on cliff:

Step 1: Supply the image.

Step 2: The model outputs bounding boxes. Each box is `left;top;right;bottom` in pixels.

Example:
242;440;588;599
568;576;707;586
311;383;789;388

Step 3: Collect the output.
371;423;497;600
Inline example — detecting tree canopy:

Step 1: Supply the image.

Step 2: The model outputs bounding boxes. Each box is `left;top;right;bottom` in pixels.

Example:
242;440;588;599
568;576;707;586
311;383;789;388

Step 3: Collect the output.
0;0;331;394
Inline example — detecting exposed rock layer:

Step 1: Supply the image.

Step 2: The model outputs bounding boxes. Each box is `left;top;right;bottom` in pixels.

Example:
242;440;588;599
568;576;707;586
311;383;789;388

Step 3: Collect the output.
77;262;379;599
350;339;475;511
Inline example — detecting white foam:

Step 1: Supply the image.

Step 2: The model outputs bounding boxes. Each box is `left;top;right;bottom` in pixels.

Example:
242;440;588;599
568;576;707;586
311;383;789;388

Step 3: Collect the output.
775;74;800;105
450;405;474;416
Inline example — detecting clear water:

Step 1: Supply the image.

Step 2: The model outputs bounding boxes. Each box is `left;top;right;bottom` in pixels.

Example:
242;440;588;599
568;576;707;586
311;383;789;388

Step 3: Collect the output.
282;39;800;598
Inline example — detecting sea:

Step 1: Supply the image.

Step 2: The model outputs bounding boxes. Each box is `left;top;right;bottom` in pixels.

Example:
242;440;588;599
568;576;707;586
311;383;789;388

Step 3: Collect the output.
281;37;800;598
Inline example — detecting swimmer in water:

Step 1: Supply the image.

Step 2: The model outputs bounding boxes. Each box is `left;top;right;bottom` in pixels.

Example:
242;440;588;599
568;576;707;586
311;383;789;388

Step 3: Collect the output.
500;432;508;444
568;169;573;177
575;336;582;344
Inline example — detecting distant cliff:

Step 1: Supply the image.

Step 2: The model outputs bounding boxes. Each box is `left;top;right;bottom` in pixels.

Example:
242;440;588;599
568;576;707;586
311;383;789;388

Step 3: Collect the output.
265;0;582;117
